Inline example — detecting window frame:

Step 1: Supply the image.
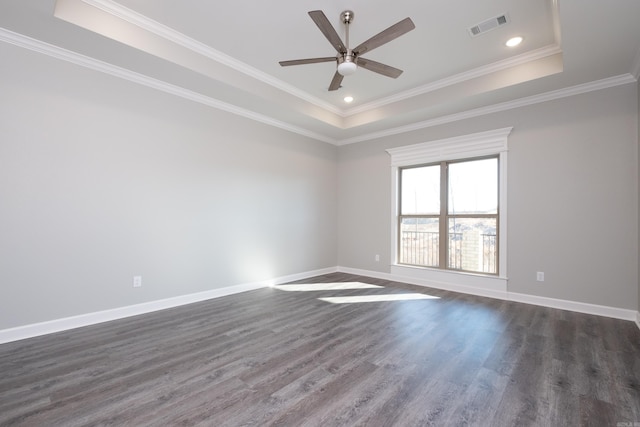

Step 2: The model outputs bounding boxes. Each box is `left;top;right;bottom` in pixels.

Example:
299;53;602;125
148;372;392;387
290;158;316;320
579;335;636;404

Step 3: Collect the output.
397;155;500;274
387;128;511;285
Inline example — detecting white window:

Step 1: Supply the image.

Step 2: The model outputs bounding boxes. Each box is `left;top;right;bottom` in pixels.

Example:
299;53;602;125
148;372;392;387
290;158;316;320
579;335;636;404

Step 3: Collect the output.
387;128;510;291
399;156;499;274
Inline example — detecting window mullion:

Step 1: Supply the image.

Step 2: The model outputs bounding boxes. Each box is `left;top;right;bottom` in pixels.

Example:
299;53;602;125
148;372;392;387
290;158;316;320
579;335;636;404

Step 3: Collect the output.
439;161;447;269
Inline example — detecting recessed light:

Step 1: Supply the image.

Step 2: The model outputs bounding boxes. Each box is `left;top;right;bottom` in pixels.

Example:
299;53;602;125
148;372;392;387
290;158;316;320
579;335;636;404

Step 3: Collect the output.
344;96;354;103
506;36;523;47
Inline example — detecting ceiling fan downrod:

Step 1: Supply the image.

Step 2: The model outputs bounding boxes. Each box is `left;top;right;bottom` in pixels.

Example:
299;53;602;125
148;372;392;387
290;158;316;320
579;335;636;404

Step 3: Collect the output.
338;10;357;76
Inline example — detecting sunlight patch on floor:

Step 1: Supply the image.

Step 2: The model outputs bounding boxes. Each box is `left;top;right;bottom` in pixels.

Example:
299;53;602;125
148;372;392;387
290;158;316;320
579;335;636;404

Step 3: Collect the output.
318;293;440;304
273;282;384;292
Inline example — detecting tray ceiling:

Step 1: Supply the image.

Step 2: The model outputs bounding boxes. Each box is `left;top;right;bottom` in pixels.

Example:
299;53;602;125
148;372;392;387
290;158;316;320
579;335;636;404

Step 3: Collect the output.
1;0;639;144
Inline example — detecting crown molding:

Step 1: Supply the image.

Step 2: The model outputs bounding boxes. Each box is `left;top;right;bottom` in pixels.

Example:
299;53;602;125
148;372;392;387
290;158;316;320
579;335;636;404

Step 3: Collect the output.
345;0;562;116
79;0;566;121
81;0;345;117
345;44;563;116
0;27;337;145
338;73;636;145
1;17;635;148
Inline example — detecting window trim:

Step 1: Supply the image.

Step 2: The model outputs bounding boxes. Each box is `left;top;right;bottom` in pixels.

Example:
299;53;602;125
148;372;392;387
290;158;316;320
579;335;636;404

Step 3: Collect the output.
387;128;511;283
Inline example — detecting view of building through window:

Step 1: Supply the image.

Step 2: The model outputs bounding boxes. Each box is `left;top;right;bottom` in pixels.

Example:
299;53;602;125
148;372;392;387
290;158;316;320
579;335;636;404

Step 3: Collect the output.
399;157;498;274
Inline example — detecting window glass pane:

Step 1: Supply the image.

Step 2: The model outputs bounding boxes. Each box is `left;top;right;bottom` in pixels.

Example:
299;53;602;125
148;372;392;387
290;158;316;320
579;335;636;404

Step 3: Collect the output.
448;218;497;274
400;217;439;267
448;158;497;214
401;165;440;215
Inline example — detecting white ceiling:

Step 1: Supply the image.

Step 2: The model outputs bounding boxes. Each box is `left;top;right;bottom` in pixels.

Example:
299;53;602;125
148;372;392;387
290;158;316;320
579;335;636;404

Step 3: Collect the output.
1;0;639;145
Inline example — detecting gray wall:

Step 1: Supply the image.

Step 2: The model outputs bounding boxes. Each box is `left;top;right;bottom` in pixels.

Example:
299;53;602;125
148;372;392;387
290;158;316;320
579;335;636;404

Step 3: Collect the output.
0;43;338;329
1;40;638;331
338;83;639;310
638;80;640;314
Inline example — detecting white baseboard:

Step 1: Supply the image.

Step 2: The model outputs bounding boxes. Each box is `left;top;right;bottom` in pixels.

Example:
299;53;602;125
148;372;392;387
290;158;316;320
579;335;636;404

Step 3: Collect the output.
338;266;638;322
508;292;637;322
336;266;396;282
0;266;337;345
1;265;635;344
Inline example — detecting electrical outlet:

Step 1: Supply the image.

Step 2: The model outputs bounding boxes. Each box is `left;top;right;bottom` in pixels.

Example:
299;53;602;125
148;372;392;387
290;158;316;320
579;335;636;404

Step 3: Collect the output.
375;254;380;262
536;272;544;282
133;275;142;288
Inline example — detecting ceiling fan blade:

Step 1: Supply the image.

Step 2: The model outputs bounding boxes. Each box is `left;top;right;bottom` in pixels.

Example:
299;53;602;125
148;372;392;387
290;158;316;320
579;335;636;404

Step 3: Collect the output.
353;17;415;56
309;10;347;54
328;71;344;91
357;57;403;78
279;57;337;67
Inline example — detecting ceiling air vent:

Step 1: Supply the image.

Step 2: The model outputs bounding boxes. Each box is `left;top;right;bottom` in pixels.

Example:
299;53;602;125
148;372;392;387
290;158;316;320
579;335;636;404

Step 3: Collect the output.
468;14;509;37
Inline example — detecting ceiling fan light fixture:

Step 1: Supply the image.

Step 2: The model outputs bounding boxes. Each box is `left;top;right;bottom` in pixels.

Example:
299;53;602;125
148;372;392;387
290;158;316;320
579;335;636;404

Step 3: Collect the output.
338;59;357;76
344;96;354;103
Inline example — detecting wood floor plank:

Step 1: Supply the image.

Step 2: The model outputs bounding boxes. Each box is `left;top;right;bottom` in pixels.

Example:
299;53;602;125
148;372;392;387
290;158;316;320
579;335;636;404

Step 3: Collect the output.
1;272;639;426
579;396;617;427
446;367;510;426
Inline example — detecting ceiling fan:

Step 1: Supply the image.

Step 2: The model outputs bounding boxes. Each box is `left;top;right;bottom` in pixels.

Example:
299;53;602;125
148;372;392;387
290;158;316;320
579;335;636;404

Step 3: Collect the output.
279;10;415;91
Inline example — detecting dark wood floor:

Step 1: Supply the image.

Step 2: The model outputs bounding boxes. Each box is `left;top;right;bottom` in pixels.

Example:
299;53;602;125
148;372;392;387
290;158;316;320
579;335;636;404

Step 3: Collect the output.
1;273;639;426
